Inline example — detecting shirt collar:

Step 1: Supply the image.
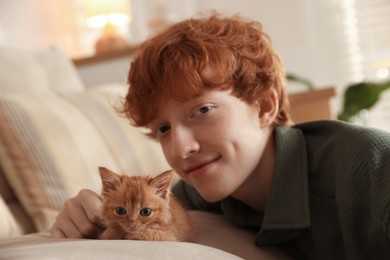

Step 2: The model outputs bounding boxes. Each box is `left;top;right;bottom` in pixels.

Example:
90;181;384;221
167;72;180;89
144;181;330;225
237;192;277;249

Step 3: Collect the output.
220;126;311;232
261;126;311;230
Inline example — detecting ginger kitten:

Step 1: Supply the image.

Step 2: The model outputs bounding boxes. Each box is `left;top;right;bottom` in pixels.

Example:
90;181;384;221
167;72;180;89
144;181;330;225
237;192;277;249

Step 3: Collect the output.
97;167;192;242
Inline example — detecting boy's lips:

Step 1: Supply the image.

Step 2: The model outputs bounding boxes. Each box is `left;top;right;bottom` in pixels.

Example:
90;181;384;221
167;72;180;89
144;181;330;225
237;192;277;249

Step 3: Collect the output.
183;156;221;174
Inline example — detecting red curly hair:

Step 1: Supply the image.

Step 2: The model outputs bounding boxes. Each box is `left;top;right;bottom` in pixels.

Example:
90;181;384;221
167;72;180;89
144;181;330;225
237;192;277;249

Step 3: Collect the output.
123;13;291;128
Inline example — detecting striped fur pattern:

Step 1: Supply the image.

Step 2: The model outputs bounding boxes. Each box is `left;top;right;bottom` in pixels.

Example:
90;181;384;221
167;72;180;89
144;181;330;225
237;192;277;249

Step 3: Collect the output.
98;167;192;242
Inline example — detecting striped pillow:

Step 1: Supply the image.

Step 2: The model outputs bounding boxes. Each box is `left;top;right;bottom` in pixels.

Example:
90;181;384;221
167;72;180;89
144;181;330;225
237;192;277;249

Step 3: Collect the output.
0;195;23;238
0;86;170;232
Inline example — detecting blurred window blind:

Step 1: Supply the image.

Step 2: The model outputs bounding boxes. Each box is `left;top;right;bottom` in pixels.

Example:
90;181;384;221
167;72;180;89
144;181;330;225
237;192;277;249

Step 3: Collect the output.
341;0;390;131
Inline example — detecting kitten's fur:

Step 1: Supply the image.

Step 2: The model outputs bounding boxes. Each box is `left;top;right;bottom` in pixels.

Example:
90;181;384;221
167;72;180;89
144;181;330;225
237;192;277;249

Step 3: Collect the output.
97;167;192;242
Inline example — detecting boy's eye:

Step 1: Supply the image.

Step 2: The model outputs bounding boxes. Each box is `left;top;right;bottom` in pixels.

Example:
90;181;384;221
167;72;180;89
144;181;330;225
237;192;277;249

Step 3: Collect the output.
115;207;127;216
194;105;215;116
156;125;170;136
159;125;170;133
199;106;211;113
139;208;152;217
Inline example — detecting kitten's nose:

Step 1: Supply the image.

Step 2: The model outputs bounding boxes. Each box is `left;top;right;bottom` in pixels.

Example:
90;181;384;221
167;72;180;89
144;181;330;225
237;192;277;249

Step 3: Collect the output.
127;220;136;228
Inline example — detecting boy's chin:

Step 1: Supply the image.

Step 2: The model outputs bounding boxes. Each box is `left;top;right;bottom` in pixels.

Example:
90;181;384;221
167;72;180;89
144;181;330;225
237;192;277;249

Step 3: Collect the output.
198;189;230;203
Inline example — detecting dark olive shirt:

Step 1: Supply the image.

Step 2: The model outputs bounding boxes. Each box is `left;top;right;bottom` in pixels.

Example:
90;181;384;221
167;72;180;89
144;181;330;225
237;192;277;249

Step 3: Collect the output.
172;120;390;259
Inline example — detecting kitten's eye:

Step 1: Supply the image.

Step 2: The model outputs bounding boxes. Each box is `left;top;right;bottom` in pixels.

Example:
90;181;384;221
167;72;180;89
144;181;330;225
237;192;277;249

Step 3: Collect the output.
115;207;126;216
139;208;152;217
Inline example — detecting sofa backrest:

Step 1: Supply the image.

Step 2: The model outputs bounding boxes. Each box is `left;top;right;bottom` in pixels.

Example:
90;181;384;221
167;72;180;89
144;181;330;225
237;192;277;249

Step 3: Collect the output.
0;47;169;238
0;46;85;93
0;167;36;236
0;46;87;237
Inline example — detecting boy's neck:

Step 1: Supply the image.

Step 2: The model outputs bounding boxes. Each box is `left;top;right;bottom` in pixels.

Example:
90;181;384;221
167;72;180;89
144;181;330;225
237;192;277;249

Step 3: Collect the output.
231;129;276;213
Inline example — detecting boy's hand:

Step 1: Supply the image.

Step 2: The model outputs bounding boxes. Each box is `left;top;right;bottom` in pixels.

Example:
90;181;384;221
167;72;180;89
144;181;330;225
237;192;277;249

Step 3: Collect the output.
50;189;102;239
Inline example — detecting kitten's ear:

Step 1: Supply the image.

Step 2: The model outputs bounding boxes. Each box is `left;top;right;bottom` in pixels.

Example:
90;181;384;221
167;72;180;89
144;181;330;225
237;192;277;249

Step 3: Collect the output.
99;167;121;192
150;170;173;199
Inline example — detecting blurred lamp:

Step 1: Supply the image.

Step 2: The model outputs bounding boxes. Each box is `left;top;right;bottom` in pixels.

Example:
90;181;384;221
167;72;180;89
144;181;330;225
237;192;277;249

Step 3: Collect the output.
85;0;131;53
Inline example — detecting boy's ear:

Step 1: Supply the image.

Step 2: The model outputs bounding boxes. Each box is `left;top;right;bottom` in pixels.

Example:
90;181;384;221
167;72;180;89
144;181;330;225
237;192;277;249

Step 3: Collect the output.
258;88;279;128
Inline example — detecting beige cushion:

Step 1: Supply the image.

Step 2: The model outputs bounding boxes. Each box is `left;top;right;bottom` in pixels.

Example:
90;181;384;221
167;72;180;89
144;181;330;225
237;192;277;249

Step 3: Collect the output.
0;165;15;202
0;195;23;238
0;233;243;260
0;47;85;92
0;211;291;259
0;166;36;235
0;86;169;232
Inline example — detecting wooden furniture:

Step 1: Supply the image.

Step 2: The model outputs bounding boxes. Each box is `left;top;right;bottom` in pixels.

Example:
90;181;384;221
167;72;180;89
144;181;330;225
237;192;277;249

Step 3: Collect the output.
289;87;336;124
72;46;138;67
73;48;337;124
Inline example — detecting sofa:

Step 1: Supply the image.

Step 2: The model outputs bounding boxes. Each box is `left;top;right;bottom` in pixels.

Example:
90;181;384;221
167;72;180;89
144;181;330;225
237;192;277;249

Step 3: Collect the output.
0;47;291;259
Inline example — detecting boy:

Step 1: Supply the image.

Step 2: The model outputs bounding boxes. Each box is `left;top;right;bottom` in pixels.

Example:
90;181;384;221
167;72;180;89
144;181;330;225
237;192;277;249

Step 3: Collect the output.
51;14;390;259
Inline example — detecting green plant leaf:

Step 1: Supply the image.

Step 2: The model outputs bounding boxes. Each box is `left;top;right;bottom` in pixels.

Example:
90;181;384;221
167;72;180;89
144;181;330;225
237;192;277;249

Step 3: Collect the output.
338;80;390;122
286;73;315;90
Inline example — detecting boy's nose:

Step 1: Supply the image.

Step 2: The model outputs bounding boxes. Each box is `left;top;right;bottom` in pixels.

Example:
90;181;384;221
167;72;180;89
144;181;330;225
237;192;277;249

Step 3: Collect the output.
171;127;199;159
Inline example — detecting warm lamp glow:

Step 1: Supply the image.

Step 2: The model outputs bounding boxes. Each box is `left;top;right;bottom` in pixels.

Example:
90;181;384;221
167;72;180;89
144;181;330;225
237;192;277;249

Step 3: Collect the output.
84;0;131;53
87;13;129;28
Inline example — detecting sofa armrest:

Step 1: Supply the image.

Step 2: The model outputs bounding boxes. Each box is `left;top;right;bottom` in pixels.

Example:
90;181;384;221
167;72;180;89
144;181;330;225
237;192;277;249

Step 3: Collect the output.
0;211;291;260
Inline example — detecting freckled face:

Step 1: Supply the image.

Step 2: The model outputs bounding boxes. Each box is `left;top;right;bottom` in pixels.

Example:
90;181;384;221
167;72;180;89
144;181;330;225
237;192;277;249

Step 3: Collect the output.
149;90;270;202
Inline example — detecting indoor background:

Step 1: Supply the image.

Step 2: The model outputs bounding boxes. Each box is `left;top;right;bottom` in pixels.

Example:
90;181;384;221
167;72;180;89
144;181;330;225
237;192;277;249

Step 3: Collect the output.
0;0;389;130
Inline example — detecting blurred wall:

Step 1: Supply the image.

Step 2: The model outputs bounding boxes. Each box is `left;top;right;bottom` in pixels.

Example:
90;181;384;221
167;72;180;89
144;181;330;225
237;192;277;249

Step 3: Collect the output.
0;0;348;92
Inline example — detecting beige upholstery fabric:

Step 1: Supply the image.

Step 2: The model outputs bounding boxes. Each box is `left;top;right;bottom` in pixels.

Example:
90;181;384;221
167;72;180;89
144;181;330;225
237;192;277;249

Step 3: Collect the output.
0;86;169;232
0;211;291;260
0;195;23;238
0;46;87;235
0;161;35;236
0;166;14;202
0;47;85;93
0;234;243;260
